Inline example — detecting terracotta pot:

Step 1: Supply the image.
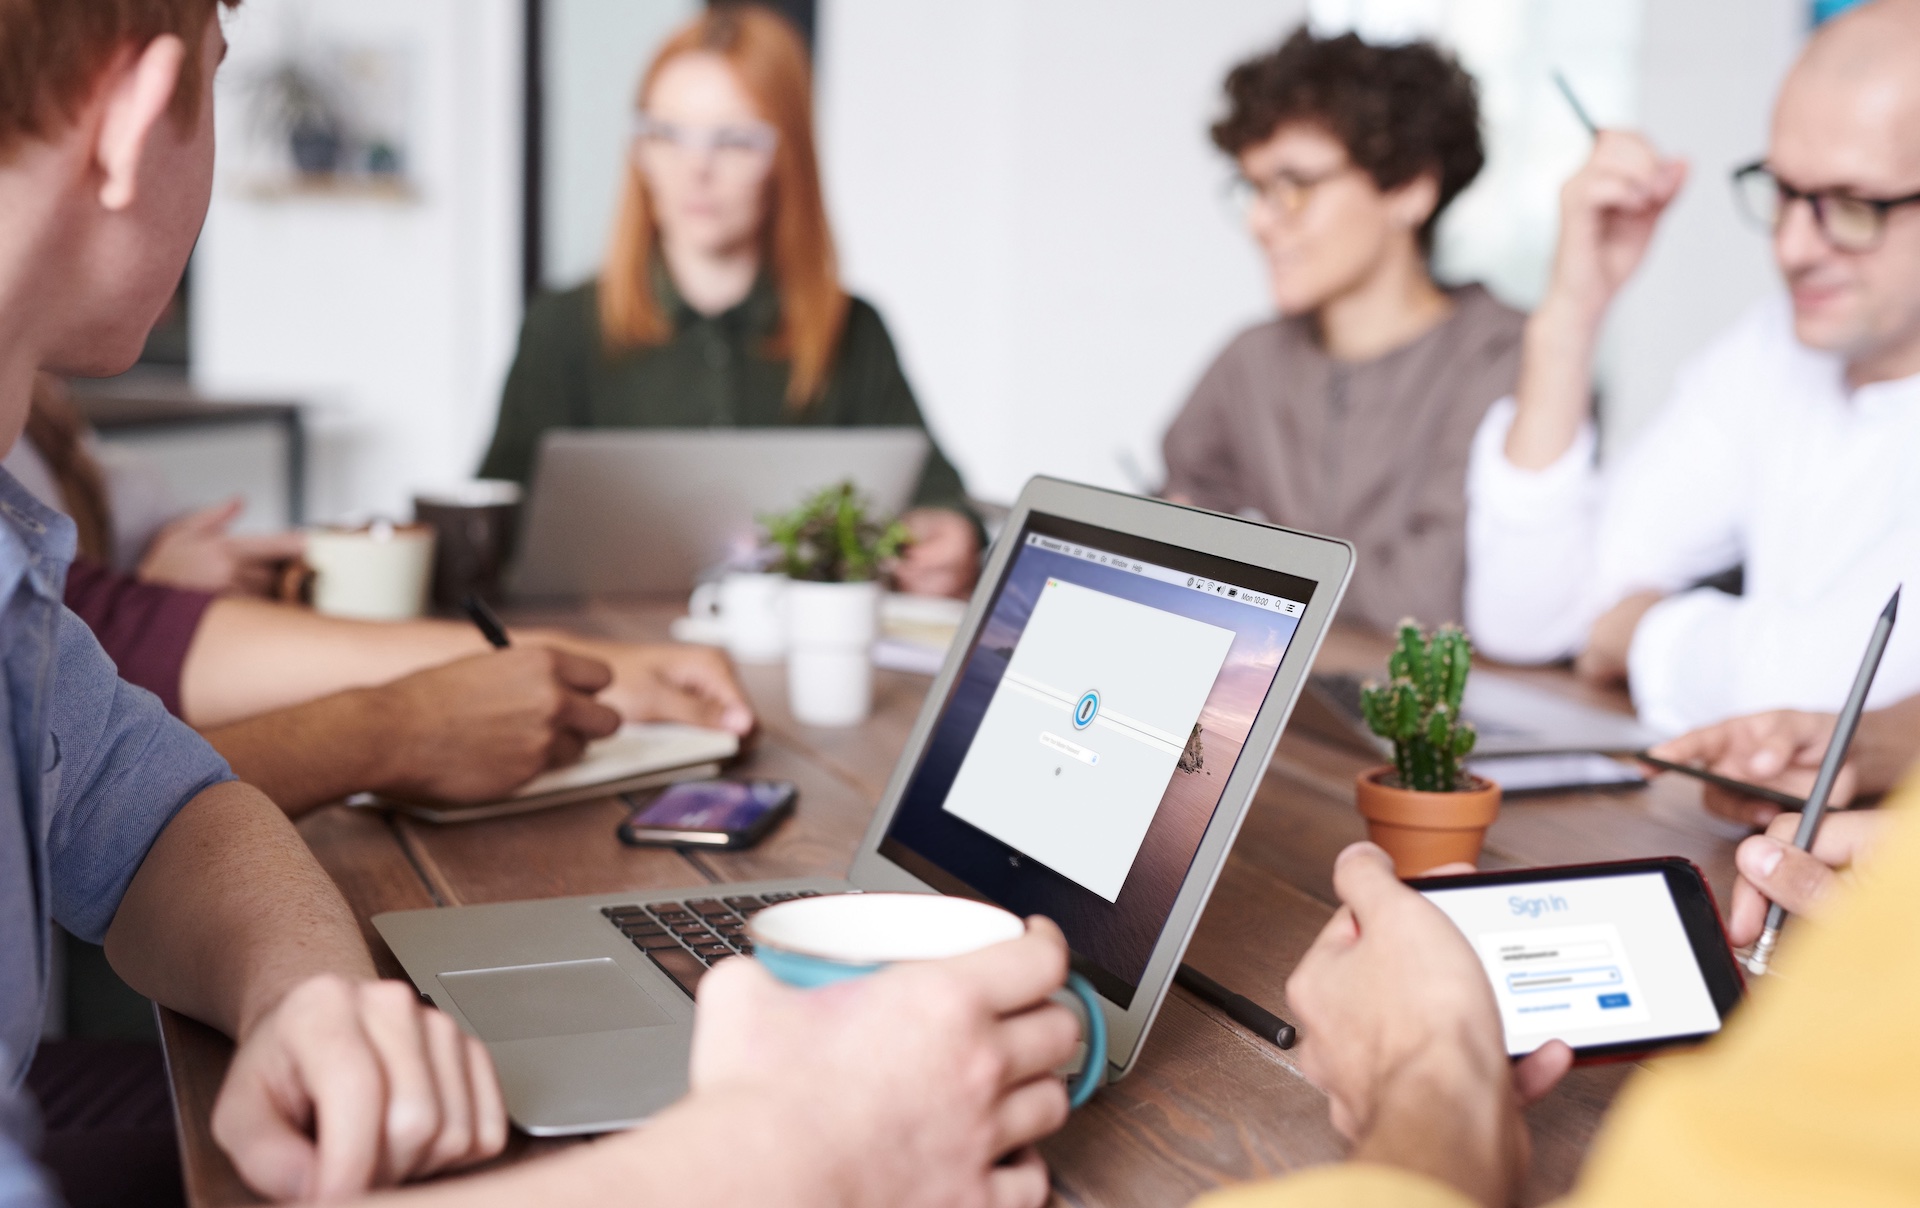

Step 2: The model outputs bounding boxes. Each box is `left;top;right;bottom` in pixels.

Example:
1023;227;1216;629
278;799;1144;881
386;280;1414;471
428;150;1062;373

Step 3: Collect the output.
1354;766;1502;876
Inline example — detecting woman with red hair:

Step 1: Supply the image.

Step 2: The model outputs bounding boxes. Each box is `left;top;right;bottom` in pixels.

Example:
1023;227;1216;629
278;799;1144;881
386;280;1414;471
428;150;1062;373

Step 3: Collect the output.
480;5;979;596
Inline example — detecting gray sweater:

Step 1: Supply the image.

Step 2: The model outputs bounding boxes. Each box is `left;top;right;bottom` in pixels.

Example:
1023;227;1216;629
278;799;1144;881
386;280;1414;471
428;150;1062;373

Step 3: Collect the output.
1161;284;1524;633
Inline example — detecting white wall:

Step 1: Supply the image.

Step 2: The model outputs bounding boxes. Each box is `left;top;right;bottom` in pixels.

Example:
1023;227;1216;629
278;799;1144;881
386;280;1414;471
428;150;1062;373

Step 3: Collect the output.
543;0;698;289
818;0;1809;501
192;0;524;524
187;1;1808;522
817;0;1300;504
1603;0;1803;450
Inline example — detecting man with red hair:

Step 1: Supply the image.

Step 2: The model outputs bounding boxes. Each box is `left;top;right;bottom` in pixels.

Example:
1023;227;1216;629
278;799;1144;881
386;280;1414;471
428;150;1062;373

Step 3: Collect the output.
0;4;1077;1206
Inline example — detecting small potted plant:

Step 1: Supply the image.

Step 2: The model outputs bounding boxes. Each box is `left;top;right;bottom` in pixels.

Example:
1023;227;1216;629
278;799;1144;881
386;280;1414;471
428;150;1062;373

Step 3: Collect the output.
1354;621;1501;875
256;59;346;176
763;481;909;726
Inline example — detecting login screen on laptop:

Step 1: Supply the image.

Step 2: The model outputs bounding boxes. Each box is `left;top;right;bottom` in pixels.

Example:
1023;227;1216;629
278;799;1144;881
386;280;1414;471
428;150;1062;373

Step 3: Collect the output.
882;514;1316;1005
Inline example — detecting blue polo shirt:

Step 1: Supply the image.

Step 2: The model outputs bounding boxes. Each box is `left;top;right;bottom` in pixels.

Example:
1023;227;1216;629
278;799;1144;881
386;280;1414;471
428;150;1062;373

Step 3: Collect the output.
0;471;233;1204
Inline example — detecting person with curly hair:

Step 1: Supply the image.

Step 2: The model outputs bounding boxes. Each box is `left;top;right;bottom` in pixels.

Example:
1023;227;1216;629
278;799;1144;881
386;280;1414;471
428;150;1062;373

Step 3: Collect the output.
1161;28;1523;632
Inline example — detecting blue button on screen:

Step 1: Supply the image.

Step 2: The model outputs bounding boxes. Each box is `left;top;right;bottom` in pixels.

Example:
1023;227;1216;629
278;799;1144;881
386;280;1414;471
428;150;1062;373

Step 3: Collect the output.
1597;993;1631;1010
1073;690;1101;731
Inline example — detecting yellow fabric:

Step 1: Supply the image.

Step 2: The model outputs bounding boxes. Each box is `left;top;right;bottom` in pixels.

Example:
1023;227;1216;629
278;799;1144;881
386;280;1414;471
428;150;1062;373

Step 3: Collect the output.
1193;1163;1475;1208
1200;785;1920;1208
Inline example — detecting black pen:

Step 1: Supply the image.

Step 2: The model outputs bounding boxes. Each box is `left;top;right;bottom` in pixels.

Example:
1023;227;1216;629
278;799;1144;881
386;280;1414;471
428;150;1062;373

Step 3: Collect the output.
464;592;512;649
1176;963;1296;1049
1552;69;1600;140
1746;585;1899;975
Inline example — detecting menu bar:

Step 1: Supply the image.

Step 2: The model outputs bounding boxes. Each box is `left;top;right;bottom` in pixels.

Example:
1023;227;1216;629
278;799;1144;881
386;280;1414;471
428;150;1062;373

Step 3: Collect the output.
1023;533;1305;617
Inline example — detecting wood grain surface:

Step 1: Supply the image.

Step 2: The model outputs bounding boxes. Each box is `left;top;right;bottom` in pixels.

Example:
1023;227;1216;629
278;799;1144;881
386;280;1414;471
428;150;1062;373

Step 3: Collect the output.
167;601;1740;1207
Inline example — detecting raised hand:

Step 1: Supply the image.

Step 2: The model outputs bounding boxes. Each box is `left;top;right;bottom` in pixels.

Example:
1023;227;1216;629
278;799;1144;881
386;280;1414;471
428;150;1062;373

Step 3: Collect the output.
1506;132;1688;471
1547;131;1688;324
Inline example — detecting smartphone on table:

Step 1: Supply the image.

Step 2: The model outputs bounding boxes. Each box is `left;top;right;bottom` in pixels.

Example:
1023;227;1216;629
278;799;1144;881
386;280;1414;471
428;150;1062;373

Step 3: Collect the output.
617;779;797;849
1407;858;1744;1064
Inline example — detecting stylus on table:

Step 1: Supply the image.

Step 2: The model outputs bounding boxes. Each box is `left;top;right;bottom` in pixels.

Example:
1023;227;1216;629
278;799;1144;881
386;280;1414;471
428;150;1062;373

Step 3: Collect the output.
464;593;513;649
1552;69;1600;140
1746;585;1899;976
1635;754;1805;811
1176;964;1296;1049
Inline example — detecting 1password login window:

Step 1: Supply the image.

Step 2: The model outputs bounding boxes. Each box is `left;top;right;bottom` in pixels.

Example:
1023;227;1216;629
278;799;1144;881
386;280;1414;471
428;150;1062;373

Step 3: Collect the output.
941;577;1235;901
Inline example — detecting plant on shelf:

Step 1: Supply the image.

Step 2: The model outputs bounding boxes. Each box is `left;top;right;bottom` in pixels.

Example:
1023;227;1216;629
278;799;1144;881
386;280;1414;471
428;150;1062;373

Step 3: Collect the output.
762;481;910;584
1359;621;1478;791
255;60;346;175
1352;621;1500;876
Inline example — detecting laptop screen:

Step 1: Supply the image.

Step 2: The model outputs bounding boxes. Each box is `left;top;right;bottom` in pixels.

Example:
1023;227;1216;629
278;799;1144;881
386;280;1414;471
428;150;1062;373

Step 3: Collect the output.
880;512;1317;1006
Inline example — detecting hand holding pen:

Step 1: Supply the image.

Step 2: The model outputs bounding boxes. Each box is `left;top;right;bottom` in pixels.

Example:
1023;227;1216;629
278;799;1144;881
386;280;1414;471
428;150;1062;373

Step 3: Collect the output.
1742;587;1898;975
1727;810;1894;951
1545;69;1687;319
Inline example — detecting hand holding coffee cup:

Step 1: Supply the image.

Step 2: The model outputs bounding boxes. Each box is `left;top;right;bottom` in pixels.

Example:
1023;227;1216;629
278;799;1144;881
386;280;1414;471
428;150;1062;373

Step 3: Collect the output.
689;909;1083;1208
745;893;1106;1107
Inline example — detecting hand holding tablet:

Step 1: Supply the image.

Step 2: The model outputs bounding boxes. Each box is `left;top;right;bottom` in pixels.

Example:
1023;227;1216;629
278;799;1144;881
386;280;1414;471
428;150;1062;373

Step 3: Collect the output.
1409;858;1744;1063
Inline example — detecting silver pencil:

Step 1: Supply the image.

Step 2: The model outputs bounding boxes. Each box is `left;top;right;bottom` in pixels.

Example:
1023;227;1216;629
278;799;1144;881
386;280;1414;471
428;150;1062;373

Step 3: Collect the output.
1745;585;1899;975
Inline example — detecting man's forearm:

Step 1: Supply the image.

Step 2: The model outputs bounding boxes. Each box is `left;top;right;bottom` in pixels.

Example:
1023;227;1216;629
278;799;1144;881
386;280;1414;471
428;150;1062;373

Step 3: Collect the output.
1505;300;1601;471
370;1087;841;1208
181;598;491;728
203;689;398;817
104;781;375;1039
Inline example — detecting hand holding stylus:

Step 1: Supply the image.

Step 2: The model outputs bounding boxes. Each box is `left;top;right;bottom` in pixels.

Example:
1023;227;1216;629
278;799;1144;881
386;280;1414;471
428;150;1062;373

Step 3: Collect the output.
1728;810;1892;948
1745;586;1898;975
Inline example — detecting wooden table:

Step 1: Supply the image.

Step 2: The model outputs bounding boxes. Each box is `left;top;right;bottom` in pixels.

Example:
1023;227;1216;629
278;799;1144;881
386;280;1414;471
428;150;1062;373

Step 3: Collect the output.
162;604;1750;1207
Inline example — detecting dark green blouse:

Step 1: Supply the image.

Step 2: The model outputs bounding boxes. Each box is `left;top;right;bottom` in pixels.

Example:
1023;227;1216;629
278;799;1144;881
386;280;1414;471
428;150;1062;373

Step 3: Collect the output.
478;275;969;512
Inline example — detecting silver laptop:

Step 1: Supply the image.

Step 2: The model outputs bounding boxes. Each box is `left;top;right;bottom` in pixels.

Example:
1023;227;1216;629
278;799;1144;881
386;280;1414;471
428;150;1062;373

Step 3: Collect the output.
376;477;1354;1134
508;428;930;598
1296;668;1660;757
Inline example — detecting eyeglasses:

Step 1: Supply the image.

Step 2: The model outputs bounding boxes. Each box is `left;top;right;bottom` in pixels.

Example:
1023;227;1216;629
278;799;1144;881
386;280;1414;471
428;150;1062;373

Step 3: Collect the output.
1227;164;1358;217
632;114;779;174
1732;160;1920;253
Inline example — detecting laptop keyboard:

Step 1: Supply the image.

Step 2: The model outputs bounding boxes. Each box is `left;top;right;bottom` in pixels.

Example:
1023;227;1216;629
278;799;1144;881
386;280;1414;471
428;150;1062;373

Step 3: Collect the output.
601;890;824;997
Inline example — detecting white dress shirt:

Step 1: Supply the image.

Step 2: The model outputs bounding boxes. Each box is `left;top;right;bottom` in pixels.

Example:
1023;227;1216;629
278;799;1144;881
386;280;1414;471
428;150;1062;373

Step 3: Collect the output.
1466;293;1920;734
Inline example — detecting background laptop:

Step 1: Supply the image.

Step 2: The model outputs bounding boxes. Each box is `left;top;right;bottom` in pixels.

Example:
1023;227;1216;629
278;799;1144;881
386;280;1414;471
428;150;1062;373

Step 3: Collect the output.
508;428;929;598
1295;668;1659;757
376;477;1353;1134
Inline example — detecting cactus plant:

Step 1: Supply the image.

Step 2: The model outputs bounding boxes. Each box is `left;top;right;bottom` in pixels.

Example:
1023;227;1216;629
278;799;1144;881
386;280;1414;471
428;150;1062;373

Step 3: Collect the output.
1359;621;1479;793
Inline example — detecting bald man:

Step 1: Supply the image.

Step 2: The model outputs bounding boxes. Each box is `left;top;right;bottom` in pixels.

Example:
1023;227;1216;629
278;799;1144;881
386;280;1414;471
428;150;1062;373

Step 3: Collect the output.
1462;0;1920;735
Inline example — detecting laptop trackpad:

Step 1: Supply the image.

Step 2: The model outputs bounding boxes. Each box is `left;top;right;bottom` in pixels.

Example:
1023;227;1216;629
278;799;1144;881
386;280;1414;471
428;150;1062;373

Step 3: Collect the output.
441;959;672;1042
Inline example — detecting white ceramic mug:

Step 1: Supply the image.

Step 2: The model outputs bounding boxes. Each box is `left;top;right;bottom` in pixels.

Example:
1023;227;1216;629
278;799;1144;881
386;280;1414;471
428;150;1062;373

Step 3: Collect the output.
748;893;1108;1108
306;521;436;620
689;572;790;664
785;580;879;726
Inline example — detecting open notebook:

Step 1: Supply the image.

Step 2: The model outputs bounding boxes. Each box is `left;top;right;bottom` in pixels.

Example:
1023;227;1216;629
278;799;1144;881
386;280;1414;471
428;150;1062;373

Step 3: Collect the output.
361;723;740;824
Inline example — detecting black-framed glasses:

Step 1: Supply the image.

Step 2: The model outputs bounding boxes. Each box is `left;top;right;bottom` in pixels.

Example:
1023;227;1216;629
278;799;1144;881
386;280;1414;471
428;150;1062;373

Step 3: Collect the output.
1732;160;1920;253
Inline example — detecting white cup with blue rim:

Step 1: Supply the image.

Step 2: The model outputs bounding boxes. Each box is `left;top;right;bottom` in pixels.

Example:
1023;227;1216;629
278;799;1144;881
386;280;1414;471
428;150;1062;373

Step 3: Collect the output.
747;893;1108;1108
